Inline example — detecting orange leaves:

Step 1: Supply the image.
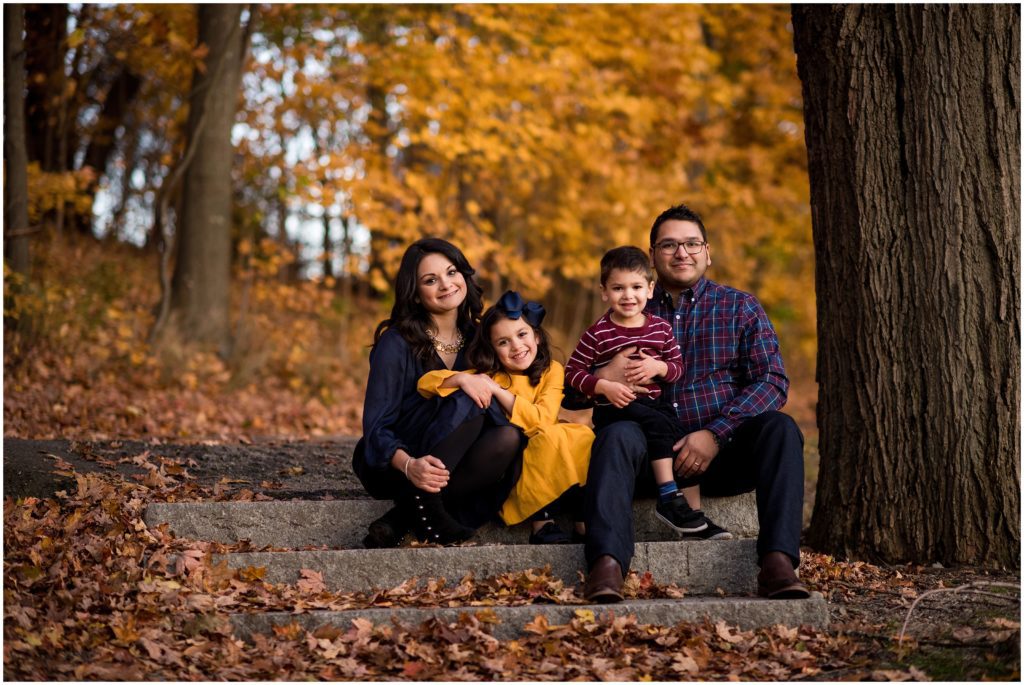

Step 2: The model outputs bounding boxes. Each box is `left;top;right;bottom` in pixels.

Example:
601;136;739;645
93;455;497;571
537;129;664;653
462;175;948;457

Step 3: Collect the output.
5;236;368;442
3;464;1018;680
25;163;96;222
238;566;267;582
296;569;327;594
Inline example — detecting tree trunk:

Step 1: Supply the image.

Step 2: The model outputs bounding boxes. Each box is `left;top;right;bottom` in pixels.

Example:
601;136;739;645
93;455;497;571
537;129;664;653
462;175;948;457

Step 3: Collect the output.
5;4;32;279
76;67;142;236
170;4;248;352
321;212;333;279
793;5;1020;567
109;116;140;243
23;4;68;172
82;69;142;174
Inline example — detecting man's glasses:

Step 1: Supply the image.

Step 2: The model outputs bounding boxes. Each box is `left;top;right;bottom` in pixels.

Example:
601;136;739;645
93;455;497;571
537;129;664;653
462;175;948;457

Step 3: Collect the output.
654;239;707;256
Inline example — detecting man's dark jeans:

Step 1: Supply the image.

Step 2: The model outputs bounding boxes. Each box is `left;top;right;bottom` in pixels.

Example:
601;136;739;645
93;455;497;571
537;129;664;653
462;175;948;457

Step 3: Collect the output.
583;410;804;571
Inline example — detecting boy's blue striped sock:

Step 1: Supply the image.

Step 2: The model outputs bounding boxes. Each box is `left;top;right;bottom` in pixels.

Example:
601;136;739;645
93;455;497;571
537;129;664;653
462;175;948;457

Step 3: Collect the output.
658;481;679;504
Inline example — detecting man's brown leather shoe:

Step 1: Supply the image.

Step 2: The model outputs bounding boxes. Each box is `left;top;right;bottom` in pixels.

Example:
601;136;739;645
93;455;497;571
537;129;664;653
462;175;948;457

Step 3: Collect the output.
583;555;624;603
757;551;810;599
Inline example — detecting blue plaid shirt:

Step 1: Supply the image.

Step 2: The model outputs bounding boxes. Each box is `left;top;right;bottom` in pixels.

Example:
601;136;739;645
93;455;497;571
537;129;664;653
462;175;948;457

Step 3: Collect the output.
646;277;789;441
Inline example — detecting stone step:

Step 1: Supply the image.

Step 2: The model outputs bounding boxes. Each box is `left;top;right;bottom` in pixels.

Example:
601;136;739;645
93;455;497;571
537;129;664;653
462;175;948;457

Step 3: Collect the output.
217;539;760;595
230;595;829;641
146;493;758;549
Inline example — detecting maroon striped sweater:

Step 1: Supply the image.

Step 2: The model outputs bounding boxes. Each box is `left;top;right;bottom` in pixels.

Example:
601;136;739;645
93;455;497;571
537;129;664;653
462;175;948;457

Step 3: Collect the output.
565;311;683;403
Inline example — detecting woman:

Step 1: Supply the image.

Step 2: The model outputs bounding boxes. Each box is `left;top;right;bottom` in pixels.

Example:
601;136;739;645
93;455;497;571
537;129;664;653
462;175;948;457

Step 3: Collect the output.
352;238;524;547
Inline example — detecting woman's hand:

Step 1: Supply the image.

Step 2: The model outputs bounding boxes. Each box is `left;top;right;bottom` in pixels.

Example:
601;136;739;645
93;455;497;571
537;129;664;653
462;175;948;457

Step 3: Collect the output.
454;373;499;408
405;455;450;492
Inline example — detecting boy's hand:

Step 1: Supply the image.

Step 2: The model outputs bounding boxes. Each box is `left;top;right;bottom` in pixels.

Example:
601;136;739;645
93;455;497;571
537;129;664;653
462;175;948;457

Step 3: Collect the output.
624;350;667;385
597;379;636;408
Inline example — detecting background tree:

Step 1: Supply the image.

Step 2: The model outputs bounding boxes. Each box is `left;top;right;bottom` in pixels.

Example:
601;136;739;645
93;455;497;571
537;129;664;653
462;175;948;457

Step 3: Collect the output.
793;4;1020;566
167;4;252;352
4;4;32;282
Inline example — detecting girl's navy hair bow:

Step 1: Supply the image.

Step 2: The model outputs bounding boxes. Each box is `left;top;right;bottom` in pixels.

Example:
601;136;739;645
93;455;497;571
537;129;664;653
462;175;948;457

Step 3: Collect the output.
496;290;545;327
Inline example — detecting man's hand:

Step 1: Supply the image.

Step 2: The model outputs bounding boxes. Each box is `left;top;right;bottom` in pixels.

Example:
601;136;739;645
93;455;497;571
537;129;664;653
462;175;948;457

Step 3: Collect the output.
624;349;667;386
454;373;498;408
673;430;720;478
405;455;450;492
596;379;636;408
593;346;634;384
593;346;651;394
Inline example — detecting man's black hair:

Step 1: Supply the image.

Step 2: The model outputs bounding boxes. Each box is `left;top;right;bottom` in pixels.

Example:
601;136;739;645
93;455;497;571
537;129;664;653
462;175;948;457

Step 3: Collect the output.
649;203;708;245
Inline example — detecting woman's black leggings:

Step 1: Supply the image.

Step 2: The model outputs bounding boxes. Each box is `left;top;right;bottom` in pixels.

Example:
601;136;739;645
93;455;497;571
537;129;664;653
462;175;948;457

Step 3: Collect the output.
429;415;521;496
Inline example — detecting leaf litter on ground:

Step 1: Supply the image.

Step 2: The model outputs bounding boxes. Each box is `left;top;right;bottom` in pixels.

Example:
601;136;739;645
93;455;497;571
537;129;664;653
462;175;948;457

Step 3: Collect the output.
4;462;1019;681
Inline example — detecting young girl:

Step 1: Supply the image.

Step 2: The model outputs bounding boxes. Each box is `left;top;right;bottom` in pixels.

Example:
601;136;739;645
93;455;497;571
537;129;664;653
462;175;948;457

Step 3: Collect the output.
417;290;593;543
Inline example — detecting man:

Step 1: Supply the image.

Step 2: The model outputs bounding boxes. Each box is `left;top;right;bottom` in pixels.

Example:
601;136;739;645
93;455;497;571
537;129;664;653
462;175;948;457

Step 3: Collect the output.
581;203;809;602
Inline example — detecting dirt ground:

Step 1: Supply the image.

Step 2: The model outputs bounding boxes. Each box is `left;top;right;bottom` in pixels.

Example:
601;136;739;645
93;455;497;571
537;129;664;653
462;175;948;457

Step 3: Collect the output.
3;436;364;501
4;436;1019;680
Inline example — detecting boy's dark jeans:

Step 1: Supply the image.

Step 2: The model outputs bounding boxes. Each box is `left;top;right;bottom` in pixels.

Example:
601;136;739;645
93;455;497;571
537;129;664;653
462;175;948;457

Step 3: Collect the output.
591;396;698;487
591;396;684;461
583;411;805;572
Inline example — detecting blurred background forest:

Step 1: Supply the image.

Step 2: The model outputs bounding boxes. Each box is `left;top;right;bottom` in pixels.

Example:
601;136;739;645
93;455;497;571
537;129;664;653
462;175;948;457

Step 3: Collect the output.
4;4;817;442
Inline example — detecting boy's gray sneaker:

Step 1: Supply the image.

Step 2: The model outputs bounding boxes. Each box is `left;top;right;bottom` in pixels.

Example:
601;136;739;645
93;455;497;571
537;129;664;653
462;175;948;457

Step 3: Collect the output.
655;493;708;533
683;513;734;540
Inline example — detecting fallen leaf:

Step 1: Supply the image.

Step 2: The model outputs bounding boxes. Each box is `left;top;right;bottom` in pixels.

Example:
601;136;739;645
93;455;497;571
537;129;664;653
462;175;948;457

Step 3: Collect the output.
871;669;914;681
715;621;744;644
297;568;326;594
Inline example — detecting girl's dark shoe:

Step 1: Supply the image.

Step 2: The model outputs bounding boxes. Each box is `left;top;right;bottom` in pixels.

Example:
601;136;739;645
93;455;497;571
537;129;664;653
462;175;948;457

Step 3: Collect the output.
362;505;408;548
403;492;474;545
529;521;571;544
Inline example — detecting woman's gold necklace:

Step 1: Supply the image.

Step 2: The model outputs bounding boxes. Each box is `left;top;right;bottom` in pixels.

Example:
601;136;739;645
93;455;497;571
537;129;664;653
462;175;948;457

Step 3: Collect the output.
428;329;464;355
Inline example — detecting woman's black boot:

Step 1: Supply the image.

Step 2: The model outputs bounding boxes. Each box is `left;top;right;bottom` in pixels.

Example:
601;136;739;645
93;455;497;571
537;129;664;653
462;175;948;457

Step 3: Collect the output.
362;505;408;548
402;491;474;545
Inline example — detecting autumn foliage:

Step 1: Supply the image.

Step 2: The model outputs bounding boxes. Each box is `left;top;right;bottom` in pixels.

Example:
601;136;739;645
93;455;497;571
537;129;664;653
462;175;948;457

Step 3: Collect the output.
7;4;817;441
4;236;368;440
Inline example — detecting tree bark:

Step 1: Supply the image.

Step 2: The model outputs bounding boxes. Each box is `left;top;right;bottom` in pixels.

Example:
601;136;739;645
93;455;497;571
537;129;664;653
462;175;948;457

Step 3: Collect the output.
793;5;1020;566
23;4;68;172
169;4;248;352
5;4;32;279
75;67;142;236
82;68;142;176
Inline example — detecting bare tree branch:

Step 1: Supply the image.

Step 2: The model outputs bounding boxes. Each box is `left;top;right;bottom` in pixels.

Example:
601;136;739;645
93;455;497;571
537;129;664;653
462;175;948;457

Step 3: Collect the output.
898;581;1021;644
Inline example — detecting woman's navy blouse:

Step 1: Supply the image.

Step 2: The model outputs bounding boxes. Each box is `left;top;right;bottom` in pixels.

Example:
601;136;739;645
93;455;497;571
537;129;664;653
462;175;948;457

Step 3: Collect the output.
360;327;471;470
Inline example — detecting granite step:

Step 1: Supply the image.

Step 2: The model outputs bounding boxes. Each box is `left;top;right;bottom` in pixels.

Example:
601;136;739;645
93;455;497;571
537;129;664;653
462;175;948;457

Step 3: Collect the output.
215;539;761;595
146;493;758;549
230;595;829;641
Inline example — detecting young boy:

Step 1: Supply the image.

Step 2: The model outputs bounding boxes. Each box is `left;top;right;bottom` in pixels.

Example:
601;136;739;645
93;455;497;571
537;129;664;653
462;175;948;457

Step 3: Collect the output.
565;246;731;539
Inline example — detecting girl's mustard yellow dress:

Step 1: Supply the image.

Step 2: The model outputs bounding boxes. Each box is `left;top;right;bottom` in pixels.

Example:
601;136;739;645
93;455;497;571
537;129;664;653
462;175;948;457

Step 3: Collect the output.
417;361;593;525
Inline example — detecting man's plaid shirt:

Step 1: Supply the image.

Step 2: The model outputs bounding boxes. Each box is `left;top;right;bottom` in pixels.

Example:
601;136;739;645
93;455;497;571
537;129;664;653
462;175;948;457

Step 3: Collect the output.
646;277;789;442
